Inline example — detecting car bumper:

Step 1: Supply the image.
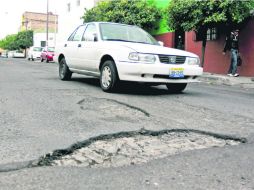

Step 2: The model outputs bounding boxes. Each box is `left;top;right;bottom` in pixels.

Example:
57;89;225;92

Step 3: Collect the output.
116;61;203;83
33;56;41;59
47;56;54;61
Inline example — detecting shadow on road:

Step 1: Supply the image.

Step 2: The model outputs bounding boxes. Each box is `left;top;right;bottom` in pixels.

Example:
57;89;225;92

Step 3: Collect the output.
71;77;187;96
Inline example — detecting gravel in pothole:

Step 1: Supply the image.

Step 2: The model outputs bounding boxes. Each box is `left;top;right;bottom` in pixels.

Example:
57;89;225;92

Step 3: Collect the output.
51;132;241;168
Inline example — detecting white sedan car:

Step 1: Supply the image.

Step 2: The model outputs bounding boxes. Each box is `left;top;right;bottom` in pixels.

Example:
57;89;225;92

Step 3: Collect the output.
28;46;43;61
55;22;203;92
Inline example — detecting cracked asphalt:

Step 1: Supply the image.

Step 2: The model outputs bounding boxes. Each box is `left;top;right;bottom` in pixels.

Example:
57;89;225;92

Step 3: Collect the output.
1;58;254;189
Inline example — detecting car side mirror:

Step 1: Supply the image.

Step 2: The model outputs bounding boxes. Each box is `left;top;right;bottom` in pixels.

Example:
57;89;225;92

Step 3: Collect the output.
158;41;164;46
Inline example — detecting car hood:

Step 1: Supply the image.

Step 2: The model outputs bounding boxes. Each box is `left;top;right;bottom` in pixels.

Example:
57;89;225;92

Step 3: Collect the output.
107;41;198;57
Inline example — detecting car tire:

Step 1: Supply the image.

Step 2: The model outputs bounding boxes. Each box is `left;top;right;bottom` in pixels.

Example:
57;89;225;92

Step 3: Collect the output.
59;58;72;80
100;60;119;92
28;57;31;61
41;58;44;62
46;57;49;63
166;83;187;93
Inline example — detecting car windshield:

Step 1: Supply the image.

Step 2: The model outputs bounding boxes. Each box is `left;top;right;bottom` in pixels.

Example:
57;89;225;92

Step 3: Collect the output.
33;47;43;51
47;47;54;52
100;23;159;45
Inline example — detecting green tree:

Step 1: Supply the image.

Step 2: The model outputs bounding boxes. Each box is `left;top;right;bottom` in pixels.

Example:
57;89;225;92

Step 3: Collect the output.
16;30;33;57
168;0;254;67
0;30;33;57
82;0;162;32
0;34;18;50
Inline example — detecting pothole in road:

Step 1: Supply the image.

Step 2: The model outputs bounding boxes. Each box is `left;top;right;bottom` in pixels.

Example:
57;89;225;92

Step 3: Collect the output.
77;97;150;122
37;129;245;168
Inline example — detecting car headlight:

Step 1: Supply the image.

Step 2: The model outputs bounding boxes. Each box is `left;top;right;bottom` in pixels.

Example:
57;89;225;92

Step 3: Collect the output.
129;52;156;63
187;57;200;66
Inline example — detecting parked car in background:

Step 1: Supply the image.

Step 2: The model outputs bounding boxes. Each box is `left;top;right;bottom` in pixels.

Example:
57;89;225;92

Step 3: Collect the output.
41;47;55;62
8;50;24;58
55;22;203;93
7;51;14;58
28;46;43;61
0;51;8;58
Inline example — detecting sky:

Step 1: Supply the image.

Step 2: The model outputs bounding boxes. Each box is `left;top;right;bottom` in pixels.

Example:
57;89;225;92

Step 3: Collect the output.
0;0;59;39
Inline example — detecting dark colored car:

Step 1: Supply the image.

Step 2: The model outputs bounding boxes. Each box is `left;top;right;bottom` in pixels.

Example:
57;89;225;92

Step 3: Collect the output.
41;47;55;62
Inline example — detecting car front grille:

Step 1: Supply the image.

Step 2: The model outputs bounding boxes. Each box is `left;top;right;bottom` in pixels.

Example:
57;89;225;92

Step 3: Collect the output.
158;55;186;64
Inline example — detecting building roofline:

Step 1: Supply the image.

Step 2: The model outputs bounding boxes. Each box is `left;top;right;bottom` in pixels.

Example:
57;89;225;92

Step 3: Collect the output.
23;11;58;16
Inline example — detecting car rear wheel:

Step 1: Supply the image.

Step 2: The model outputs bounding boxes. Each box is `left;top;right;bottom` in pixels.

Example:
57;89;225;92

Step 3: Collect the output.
41;58;44;62
59;58;72;80
100;60;119;92
166;83;187;93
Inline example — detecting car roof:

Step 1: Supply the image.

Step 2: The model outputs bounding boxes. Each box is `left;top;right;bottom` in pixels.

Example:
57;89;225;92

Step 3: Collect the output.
82;22;138;27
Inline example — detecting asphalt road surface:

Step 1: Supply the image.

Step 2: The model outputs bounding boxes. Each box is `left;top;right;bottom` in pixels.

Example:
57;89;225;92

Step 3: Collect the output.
1;58;254;190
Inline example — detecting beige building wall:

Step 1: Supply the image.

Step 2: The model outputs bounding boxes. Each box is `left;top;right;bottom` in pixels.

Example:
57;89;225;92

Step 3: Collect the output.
20;11;58;47
21;11;58;33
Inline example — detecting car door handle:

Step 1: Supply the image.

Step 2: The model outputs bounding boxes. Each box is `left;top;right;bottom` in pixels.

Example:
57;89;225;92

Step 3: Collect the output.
64;44;67;47
78;44;81;47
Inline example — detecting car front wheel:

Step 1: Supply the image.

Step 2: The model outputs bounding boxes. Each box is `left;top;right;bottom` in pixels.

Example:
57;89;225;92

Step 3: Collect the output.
59;58;72;80
100;60;119;92
166;83;187;93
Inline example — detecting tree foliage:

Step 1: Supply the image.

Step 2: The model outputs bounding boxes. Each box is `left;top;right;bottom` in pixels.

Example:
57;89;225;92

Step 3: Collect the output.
168;0;254;66
16;30;33;49
82;0;162;32
0;34;18;50
0;30;33;50
168;0;254;32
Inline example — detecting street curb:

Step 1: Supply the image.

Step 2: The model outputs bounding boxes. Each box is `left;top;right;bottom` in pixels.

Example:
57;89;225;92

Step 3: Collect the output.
199;73;254;89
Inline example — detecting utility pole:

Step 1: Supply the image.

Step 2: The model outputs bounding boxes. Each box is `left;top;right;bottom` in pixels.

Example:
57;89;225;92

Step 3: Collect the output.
23;19;29;58
46;0;49;48
54;10;57;47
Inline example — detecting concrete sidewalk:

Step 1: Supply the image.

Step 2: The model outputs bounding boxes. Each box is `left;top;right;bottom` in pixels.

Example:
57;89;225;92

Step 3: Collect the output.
199;72;254;89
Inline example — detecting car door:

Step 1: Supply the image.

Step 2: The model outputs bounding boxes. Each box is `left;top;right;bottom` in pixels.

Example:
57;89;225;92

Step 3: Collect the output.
63;25;86;69
75;23;100;72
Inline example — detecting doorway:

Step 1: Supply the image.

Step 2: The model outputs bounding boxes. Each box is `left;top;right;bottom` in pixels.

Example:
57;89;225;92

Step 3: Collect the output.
174;30;185;50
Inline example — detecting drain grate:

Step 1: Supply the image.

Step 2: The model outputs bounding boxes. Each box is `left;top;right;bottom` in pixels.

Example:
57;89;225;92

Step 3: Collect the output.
37;129;245;168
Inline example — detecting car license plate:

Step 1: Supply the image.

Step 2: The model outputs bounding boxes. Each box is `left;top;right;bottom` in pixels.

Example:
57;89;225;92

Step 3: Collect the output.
169;68;184;78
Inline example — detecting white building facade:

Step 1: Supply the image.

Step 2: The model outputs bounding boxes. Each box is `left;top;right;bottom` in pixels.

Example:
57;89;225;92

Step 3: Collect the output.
56;0;100;43
33;33;56;47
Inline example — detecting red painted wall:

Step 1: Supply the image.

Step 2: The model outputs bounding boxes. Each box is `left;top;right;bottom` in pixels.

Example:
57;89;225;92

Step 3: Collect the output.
155;33;174;48
185;31;229;74
155;19;254;77
238;19;254;76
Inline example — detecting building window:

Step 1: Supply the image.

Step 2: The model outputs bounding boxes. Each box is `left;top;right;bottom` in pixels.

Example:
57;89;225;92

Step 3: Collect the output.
76;0;80;6
67;3;71;12
41;41;46;47
206;28;218;41
195;27;218;41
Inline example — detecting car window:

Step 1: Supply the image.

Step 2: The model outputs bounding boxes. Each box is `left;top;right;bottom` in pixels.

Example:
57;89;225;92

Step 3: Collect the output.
68;28;78;41
47;47;55;52
100;23;159;45
69;25;86;41
82;24;97;41
33;47;43;51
